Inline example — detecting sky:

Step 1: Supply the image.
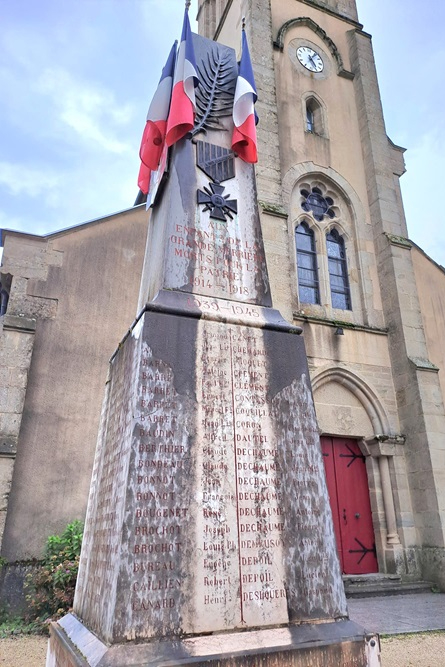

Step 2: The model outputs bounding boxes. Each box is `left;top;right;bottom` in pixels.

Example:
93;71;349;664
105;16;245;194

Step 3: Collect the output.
1;0;444;266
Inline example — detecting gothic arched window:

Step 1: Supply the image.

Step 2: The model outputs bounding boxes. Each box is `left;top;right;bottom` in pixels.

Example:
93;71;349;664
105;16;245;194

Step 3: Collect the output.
326;229;351;310
295;222;320;304
305;98;323;135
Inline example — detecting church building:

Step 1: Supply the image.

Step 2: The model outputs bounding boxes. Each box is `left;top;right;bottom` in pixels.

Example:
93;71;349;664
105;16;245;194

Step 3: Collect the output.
1;0;445;608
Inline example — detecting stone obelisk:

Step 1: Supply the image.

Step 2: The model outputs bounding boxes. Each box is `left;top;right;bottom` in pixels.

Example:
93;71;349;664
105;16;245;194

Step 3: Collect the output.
47;31;378;667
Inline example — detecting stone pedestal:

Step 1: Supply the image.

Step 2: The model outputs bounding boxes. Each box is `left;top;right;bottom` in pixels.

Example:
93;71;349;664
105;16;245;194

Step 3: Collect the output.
48;613;380;666
47;294;378;666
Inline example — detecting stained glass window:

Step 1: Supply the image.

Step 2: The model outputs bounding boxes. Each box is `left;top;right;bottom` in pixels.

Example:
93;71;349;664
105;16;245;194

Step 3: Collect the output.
295;222;319;304
326;229;351;310
301;188;335;222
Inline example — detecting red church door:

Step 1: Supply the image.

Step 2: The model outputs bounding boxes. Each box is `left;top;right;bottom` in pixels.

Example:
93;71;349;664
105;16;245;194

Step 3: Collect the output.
321;436;378;575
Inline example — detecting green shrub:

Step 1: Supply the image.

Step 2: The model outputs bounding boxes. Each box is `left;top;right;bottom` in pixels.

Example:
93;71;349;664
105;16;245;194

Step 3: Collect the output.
24;520;83;626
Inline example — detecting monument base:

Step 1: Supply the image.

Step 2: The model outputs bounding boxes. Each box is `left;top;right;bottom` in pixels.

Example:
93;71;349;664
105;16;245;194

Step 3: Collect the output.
47;613;380;667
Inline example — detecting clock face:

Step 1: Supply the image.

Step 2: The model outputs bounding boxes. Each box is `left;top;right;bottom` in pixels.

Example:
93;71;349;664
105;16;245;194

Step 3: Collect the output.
297;46;324;73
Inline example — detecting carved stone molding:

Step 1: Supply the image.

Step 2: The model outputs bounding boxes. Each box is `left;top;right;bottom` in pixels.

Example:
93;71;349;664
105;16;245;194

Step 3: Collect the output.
312;366;391;436
362;434;406;458
274;17;354;79
385;232;412;250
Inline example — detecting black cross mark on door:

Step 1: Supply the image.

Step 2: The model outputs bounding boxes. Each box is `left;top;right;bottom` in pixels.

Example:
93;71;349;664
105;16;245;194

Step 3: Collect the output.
339;443;365;468
349;538;377;565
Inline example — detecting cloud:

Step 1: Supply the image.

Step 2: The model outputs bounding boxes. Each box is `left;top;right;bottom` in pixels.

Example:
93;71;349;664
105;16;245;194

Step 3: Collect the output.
402;127;445;266
0;162;62;199
0;210;38;237
0;1;176;240
0;150;139;240
35;68;135;155
1;13;137;156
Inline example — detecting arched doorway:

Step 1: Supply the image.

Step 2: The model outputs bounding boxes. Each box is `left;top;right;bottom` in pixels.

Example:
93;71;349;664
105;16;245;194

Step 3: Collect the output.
312;366;394;575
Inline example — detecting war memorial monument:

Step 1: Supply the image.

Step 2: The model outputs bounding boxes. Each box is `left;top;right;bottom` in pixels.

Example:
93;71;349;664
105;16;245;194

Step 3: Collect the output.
46;13;379;666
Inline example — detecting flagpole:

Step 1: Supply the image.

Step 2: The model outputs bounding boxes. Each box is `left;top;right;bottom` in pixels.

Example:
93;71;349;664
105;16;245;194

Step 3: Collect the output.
231;16;258;163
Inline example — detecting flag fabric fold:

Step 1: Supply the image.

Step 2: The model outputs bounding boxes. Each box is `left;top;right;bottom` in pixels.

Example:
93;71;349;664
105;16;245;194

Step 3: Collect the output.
137;161;151;196
231;29;258;164
138;41;177;193
165;7;199;147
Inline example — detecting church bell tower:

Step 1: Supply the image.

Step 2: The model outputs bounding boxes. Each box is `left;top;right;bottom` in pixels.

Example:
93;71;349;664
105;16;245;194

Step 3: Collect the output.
198;0;445;589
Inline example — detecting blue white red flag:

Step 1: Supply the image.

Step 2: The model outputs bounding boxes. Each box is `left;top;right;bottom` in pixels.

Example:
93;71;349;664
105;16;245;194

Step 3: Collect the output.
231;29;258;163
138;41;177;195
165;7;199;147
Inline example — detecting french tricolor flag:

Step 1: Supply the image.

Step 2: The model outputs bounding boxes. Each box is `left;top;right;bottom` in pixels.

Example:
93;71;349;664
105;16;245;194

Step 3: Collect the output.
138;42;177;194
137;160;151;195
165;7;198;147
231;28;258;164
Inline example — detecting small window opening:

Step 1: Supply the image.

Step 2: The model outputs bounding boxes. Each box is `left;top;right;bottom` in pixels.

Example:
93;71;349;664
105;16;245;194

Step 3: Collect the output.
305;98;323;135
307;107;315;133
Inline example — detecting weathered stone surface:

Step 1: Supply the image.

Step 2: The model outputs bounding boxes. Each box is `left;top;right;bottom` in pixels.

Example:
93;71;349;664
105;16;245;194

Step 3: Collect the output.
48;613;373;667
138;142;272;311
0;562;37;616
74;306;346;643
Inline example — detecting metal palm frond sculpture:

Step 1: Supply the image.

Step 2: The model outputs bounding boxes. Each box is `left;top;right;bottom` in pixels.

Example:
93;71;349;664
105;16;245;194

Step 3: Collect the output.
191;45;236;136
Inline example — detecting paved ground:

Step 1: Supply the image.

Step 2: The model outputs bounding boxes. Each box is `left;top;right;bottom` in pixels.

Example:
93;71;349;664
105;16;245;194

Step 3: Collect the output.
348;592;445;635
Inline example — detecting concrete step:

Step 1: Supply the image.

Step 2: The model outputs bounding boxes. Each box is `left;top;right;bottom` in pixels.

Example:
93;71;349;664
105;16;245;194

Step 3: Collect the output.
343;574;434;598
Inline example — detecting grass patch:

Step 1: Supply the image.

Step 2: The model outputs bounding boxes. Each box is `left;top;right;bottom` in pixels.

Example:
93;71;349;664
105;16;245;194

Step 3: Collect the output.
0;615;48;638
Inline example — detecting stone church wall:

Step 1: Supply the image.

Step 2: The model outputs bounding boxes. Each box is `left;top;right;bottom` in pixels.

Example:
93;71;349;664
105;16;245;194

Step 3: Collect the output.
0;207;147;610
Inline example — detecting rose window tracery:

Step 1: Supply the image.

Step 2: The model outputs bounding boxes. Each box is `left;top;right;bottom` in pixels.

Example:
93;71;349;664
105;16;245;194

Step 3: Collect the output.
300;187;336;222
